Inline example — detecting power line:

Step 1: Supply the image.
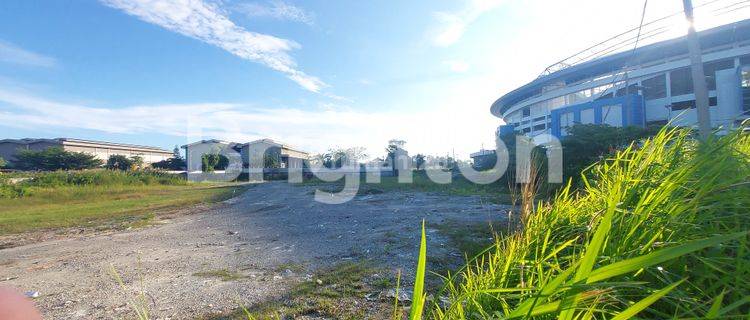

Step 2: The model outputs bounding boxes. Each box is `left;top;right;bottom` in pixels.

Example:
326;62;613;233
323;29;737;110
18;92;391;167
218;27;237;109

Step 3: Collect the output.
596;0;649;104
539;0;744;77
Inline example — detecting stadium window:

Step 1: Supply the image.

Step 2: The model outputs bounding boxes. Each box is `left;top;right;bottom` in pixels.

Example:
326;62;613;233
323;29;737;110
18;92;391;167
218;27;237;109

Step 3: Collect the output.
522;107;530;117
533;123;546;131
647;120;668;127
522;127;531;133
671;100;695;111
642;74;666;100
615;84;638;97
670;68;693;96
704;59;734;90
669;98;715;110
743;66;750;111
533;116;546;122
595;92;614;100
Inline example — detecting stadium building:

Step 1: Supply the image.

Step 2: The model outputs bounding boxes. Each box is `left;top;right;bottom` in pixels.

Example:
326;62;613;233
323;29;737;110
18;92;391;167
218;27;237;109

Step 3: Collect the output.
491;19;750;138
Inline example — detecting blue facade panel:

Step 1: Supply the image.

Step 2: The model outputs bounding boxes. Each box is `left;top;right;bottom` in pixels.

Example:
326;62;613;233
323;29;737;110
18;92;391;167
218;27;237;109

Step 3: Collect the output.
497;124;515;136
550;94;645;138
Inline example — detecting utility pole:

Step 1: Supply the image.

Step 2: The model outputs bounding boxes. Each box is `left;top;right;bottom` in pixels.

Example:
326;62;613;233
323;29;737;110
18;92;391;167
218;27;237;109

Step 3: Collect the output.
682;0;711;139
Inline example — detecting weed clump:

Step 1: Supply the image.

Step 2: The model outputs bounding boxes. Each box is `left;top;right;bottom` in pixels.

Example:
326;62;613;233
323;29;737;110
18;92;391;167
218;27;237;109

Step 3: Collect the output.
0;170;186;198
418;127;750;319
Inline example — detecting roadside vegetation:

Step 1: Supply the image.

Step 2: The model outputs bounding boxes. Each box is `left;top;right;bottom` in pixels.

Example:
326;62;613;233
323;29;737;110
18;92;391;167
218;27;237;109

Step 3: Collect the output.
407;126;750;319
0;170;244;235
9;147;103;171
304;171;513;204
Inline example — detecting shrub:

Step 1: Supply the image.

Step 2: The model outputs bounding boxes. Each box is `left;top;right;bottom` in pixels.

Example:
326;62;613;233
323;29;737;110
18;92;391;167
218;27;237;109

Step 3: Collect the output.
561;124;660;183
105;154;146;171
264;154;281;169
414;126;750;319
0;170;188;198
0;184;31;198
11;147;103;171
151;157;186;170
0;156;6;168
201;153;228;172
106;155;131;171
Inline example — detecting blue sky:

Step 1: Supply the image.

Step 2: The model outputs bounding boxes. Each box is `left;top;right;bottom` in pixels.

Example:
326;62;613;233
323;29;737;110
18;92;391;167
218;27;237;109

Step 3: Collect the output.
0;0;746;159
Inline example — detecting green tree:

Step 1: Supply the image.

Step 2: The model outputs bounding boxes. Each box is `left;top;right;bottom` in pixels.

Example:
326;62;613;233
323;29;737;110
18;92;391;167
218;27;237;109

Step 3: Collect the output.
129;156;144;170
385;139;406;175
0;156;6;169
201;153;220;172
12;147;103;171
106;154;133;171
263;154;281;168
312;147;367;169
152;145;187;170
200;153;229;172
414;154;425;170
151;157;186;170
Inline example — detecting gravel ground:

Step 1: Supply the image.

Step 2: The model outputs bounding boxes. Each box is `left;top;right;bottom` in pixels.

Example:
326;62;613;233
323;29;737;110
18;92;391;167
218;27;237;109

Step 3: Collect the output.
0;182;511;319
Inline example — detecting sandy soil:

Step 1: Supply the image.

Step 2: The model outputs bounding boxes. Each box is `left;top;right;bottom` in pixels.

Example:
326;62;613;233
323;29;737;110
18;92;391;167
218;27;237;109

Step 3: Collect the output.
0;182;511;319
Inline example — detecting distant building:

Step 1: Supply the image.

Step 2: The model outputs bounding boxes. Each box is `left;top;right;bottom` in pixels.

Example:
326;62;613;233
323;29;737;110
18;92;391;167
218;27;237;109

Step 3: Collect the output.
241;139;309;169
181;138;309;172
470;149;497;170
492;19;750;138
0;138;173;166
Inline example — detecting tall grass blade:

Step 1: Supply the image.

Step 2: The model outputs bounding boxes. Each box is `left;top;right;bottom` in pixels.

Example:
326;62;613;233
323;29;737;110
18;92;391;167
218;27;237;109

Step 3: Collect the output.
705;289;725;319
611;279;685;320
409;219;428;320
587;232;747;283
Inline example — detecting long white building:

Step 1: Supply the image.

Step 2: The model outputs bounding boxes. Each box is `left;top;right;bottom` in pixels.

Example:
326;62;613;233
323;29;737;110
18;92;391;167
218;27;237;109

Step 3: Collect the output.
491;19;750;138
0;138;173;165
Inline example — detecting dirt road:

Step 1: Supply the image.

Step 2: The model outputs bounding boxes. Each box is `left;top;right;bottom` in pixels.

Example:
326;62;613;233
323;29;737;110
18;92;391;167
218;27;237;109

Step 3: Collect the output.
0;182;510;319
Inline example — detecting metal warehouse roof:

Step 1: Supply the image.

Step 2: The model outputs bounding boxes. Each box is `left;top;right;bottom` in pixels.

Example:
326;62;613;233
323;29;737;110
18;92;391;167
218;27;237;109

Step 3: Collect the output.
491;19;750;117
0;138;171;153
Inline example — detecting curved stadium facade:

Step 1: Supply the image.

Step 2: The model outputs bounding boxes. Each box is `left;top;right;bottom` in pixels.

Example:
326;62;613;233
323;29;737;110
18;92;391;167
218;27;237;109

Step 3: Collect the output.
492;19;750;138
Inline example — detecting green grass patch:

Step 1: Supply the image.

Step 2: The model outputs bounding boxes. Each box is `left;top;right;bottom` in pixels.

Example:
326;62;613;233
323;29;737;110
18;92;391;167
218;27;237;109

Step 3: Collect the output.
0;169;189;198
0;183;246;235
304;171;514;204
274;262;306;274
434;220;499;260
410;126;750;319
193;269;246;282
210;261;393;320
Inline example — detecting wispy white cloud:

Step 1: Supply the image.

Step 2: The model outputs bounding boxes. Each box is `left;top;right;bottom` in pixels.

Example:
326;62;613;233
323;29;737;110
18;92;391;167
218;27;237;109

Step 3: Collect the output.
233;0;314;25
100;0;325;92
0;40;56;67
430;0;504;47
0;84;499;159
443;59;470;73
358;79;374;86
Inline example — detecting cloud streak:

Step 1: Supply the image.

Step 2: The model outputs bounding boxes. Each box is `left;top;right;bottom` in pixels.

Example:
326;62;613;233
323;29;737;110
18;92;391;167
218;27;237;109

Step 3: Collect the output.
443;59;470;73
100;0;326;92
431;0;504;47
0;40;56;67
0;85;499;158
233;1;314;25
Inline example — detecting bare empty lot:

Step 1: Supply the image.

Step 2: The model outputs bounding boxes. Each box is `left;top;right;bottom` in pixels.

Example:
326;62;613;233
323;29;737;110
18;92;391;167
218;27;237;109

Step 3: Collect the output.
0;182;510;319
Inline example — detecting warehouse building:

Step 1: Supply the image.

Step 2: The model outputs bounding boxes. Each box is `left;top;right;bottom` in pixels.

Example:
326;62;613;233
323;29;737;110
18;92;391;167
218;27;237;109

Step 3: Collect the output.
0;138;173;165
181;138;309;172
